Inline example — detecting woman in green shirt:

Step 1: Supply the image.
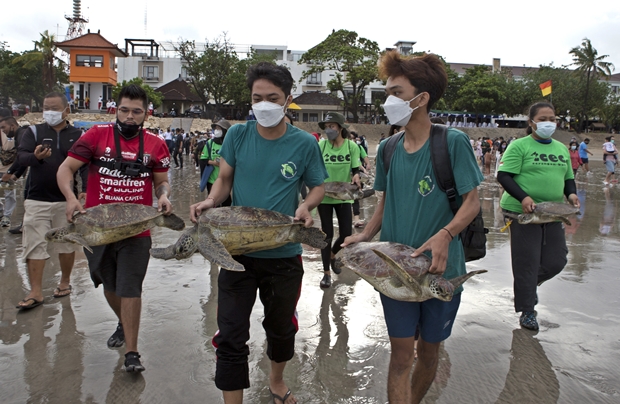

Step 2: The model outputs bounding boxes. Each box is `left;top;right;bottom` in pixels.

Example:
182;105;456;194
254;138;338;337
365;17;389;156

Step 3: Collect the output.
497;102;579;331
317;112;361;288
200;119;232;206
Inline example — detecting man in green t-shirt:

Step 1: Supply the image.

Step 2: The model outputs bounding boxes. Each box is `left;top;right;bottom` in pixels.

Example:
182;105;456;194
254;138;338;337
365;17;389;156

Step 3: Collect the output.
343;51;482;403
200;119;232;206
190;62;328;404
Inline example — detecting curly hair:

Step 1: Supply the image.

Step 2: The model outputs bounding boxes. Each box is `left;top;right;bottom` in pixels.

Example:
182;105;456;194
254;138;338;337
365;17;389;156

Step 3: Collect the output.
378;50;448;111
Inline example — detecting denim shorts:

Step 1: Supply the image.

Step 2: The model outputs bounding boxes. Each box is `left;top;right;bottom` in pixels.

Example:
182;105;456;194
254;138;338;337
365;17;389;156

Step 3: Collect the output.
380;293;461;342
605;160;615;173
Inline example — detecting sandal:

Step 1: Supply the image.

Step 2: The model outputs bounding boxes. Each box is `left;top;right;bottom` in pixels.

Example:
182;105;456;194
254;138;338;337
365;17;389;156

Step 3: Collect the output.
269;388;292;404
53;285;72;298
16;298;43;310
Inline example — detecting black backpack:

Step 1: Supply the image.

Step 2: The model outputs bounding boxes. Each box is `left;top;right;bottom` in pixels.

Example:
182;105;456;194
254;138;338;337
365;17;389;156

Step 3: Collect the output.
382;124;488;262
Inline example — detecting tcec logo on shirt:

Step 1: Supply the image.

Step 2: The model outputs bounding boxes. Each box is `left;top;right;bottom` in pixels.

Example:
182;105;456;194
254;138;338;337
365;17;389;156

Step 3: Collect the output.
280;162;297;179
418;175;435;197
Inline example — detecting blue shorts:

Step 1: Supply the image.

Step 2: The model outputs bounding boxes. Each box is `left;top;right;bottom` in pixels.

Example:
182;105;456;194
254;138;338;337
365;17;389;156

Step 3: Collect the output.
581;157;589;164
380;293;461;342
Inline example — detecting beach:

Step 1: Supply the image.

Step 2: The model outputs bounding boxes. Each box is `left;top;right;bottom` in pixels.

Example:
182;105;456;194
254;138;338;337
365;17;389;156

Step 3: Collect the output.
1;132;619;403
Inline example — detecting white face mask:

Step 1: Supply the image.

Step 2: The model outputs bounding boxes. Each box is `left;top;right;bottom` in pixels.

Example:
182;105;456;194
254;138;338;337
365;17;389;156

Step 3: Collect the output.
213;129;223;138
252;100;287;128
532;121;556;139
382;94;423;127
43;110;65;126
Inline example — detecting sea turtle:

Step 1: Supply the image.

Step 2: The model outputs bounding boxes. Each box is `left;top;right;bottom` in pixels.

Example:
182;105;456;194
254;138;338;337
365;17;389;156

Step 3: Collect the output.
150;206;328;272
333;241;487;302
324;182;375;201
503;202;580;225
45;203;186;253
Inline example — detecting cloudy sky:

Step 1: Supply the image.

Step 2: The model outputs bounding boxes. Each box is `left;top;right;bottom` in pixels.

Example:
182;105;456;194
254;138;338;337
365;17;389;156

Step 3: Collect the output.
4;0;620;71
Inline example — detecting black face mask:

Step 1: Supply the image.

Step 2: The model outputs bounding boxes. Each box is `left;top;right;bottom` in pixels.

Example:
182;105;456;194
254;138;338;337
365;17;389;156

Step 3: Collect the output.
116;119;142;139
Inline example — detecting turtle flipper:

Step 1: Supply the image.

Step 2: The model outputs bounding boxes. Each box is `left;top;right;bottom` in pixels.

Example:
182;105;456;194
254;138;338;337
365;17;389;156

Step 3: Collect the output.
448;270;488;289
196;228;245;272
150;227;198;260
558;216;572;225
159;213;186;231
371;249;423;296
63;233;93;253
361;189;375;199
295;226;327;249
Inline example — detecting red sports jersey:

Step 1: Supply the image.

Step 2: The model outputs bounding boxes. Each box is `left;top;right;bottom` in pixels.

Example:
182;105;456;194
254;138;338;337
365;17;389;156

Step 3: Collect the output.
69;124;171;235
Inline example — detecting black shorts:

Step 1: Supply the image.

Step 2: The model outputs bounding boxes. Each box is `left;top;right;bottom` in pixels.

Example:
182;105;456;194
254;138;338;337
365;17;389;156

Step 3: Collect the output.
86;237;151;298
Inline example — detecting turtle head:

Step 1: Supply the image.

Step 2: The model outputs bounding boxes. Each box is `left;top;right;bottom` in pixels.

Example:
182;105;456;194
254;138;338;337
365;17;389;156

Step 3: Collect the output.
428;277;455;302
45;227;70;243
517;213;534;224
175;231;198;259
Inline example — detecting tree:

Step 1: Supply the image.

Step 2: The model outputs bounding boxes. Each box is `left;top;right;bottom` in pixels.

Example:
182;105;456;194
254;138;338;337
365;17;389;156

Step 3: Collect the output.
0;46;61;108
176;34;278;118
569;38;615;131
112;78;163;109
228;49;279;109
13;31;66;93
299;30;380;123
523;64;610;123
453;65;511;114
593;93;620;131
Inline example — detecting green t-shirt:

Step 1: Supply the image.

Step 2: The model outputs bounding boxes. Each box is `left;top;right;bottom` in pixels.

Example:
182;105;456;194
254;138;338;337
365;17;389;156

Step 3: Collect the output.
498;136;573;213
200;139;223;184
219;121;328;258
374;128;483;292
319;139;361;204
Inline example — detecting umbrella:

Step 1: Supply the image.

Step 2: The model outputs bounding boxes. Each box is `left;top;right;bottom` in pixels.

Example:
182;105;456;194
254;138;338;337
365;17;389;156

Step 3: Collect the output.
287;102;302;110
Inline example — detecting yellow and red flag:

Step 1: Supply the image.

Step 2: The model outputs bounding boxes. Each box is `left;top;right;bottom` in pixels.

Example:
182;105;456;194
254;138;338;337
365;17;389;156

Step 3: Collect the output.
539;80;552;97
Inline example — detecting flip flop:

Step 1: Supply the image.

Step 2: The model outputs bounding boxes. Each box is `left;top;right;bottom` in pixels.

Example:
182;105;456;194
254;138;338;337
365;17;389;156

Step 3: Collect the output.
16;298;44;310
53;285;72;298
269;388;292;404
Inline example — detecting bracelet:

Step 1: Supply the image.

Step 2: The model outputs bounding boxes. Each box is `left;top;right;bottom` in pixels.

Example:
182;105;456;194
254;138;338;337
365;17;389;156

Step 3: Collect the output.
441;227;454;240
207;196;216;207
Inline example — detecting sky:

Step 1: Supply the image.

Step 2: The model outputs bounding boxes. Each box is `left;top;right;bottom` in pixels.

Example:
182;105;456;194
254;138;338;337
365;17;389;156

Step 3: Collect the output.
3;0;620;72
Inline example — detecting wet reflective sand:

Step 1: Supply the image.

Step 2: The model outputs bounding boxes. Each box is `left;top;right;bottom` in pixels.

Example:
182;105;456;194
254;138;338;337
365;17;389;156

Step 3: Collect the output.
1;164;619;403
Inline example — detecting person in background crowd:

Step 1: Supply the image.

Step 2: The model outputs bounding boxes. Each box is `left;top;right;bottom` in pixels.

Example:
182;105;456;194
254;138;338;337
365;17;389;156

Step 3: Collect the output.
173;128;184;169
602;135;618;185
578;137;593;175
200;119;232;206
568;140;583;176
317;112;361;288
0;116;28;227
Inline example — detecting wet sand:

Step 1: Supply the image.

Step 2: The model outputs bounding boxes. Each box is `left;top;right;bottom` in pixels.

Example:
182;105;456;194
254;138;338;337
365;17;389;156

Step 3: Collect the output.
1;162;619;403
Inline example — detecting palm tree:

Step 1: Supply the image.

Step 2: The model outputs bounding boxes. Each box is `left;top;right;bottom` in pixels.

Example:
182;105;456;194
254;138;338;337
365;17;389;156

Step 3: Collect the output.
569;38;615;131
13;30;65;92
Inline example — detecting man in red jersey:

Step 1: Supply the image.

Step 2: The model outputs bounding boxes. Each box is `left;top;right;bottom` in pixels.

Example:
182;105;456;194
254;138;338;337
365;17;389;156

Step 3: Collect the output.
57;84;172;373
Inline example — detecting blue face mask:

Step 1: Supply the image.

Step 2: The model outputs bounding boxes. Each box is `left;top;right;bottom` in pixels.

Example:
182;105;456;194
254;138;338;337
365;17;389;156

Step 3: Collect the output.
532;121;556;139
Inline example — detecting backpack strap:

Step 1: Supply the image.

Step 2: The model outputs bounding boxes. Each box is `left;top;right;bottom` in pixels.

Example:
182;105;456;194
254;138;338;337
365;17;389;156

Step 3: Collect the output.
30;125;38;141
429;124;459;215
382;131;405;175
